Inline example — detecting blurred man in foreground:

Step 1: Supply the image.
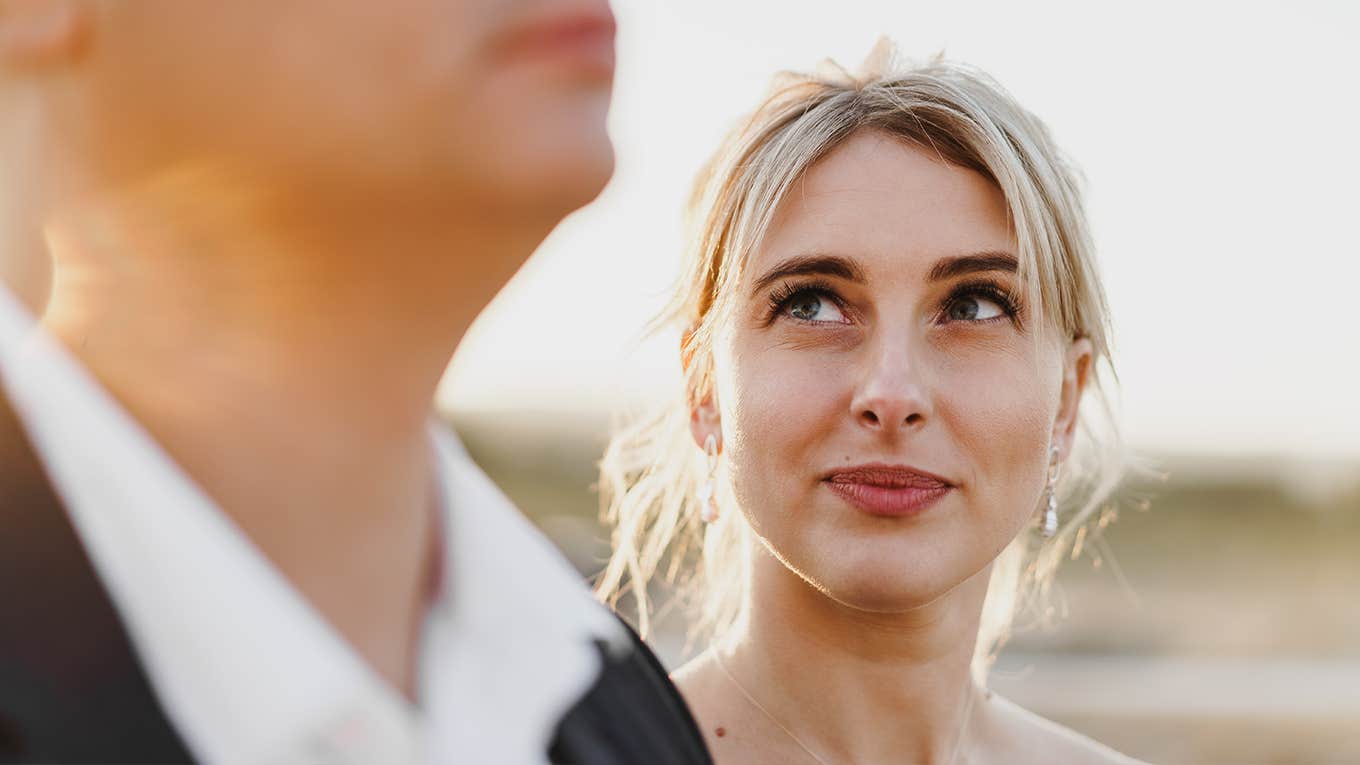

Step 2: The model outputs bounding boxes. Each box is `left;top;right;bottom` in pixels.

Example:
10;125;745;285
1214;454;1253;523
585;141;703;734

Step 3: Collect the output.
0;1;709;762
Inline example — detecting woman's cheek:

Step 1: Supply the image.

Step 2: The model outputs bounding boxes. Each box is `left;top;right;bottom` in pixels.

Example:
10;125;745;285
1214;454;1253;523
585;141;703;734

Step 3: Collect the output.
937;352;1057;517
723;345;844;514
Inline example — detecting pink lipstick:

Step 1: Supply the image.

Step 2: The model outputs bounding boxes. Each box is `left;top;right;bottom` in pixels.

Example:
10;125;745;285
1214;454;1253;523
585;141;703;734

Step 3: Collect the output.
823;464;954;517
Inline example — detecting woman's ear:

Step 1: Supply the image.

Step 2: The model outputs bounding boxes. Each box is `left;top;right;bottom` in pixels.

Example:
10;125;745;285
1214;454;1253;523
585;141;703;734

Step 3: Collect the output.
0;0;92;70
689;388;722;453
1052;337;1093;461
681;325;723;451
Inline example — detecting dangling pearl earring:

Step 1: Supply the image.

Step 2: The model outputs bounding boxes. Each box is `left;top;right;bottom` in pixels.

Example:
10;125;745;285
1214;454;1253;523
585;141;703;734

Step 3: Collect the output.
697;433;720;523
1041;445;1060;538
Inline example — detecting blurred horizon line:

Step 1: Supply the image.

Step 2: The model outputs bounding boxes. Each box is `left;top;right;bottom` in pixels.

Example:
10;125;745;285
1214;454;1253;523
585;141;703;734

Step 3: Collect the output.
442;403;1360;510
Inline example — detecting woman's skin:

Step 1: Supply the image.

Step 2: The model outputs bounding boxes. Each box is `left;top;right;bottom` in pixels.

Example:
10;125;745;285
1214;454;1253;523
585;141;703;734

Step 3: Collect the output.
679;130;1139;764
0;0;616;699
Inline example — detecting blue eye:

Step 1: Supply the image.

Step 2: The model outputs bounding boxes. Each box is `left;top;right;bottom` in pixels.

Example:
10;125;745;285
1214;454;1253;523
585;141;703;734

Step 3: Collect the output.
780;288;848;323
941;281;1020;324
946;294;1005;321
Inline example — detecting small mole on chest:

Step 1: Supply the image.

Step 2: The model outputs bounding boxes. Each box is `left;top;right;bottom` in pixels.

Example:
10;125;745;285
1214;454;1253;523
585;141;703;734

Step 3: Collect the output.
715;726;727;738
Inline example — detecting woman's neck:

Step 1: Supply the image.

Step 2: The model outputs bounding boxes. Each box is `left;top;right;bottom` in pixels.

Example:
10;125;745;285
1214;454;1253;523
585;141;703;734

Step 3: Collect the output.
721;547;993;765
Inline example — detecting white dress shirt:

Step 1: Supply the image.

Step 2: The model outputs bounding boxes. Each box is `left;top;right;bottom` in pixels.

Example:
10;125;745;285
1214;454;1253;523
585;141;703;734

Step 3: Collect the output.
0;284;625;765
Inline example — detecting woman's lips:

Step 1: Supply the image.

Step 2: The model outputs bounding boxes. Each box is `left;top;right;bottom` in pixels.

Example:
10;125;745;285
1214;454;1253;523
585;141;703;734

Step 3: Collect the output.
823;465;954;517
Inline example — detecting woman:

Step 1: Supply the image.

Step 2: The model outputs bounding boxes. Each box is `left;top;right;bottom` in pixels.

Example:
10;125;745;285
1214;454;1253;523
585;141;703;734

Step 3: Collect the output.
598;46;1145;765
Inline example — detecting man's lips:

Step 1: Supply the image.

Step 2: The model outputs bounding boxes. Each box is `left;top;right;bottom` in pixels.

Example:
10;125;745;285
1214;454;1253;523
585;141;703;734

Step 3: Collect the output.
495;5;616;74
822;464;954;517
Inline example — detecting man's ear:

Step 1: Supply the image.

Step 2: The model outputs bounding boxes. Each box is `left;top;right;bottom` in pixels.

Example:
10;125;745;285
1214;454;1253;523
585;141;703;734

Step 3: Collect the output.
1052;337;1093;461
0;0;92;70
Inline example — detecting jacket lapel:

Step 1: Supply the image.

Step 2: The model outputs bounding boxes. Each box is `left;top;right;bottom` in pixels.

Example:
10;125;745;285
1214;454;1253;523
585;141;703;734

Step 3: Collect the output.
548;616;713;765
0;390;710;764
0;392;194;764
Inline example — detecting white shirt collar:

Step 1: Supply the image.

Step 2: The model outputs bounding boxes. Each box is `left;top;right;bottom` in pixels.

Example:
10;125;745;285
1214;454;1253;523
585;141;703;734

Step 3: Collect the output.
0;284;625;765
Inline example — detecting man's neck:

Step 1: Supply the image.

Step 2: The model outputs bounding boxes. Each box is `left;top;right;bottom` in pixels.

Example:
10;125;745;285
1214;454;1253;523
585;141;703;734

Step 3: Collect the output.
38;174;551;697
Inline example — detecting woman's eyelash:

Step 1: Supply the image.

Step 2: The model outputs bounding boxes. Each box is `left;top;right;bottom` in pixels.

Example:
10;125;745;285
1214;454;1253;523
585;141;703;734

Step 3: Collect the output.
763;278;1022;326
942;279;1023;322
764;280;843;325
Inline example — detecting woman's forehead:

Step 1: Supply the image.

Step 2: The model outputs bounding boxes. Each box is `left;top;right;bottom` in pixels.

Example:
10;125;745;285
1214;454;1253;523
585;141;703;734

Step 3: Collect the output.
749;131;1016;284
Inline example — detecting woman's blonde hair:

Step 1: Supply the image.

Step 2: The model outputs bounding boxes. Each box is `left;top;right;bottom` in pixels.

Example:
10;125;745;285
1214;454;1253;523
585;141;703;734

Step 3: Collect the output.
596;43;1124;678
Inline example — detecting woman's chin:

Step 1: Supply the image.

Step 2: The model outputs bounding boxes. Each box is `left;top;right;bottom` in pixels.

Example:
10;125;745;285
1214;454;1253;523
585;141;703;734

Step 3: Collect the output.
811;563;964;615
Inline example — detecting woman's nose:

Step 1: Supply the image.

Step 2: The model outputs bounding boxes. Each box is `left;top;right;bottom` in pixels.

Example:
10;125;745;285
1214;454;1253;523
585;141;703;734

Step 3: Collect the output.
849;338;931;433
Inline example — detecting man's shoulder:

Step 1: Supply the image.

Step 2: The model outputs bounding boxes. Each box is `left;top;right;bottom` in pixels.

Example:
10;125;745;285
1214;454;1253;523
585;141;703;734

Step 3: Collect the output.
549;614;714;765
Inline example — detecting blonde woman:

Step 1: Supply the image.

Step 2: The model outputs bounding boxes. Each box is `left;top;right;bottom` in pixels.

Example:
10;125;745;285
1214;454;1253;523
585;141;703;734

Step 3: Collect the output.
599;46;1146;765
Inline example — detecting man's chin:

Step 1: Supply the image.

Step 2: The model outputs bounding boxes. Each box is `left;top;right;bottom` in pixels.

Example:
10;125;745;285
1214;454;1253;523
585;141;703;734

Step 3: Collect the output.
488;146;616;222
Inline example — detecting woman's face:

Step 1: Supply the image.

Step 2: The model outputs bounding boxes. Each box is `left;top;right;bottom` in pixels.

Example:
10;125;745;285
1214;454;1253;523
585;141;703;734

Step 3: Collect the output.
71;0;616;216
699;130;1090;612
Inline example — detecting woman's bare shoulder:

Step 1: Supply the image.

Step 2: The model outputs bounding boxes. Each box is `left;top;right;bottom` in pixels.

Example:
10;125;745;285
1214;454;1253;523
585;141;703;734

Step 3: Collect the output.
670;653;804;765
674;660;1152;765
670;651;726;709
986;693;1152;765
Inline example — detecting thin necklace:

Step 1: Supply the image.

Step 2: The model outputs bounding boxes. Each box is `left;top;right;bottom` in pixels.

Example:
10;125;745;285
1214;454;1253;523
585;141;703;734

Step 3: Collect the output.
711;648;978;765
713;648;831;765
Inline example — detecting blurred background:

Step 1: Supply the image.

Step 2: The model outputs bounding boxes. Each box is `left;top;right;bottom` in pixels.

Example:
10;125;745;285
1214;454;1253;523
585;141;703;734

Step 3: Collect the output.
440;1;1360;763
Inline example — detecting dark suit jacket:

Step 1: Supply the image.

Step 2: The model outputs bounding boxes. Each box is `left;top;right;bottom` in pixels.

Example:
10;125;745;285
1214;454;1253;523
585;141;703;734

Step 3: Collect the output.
0;393;711;764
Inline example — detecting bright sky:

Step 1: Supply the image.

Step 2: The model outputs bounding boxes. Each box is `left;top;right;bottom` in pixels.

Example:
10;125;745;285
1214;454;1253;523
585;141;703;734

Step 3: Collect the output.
441;0;1360;460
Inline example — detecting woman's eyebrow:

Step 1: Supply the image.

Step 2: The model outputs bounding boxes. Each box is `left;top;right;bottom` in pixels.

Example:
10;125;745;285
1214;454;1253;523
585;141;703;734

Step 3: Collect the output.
749;254;866;296
927;251;1019;282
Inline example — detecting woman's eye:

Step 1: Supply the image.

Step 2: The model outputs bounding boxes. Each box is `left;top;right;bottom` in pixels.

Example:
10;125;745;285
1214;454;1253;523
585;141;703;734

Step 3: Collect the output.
946;294;1006;322
785;291;847;323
